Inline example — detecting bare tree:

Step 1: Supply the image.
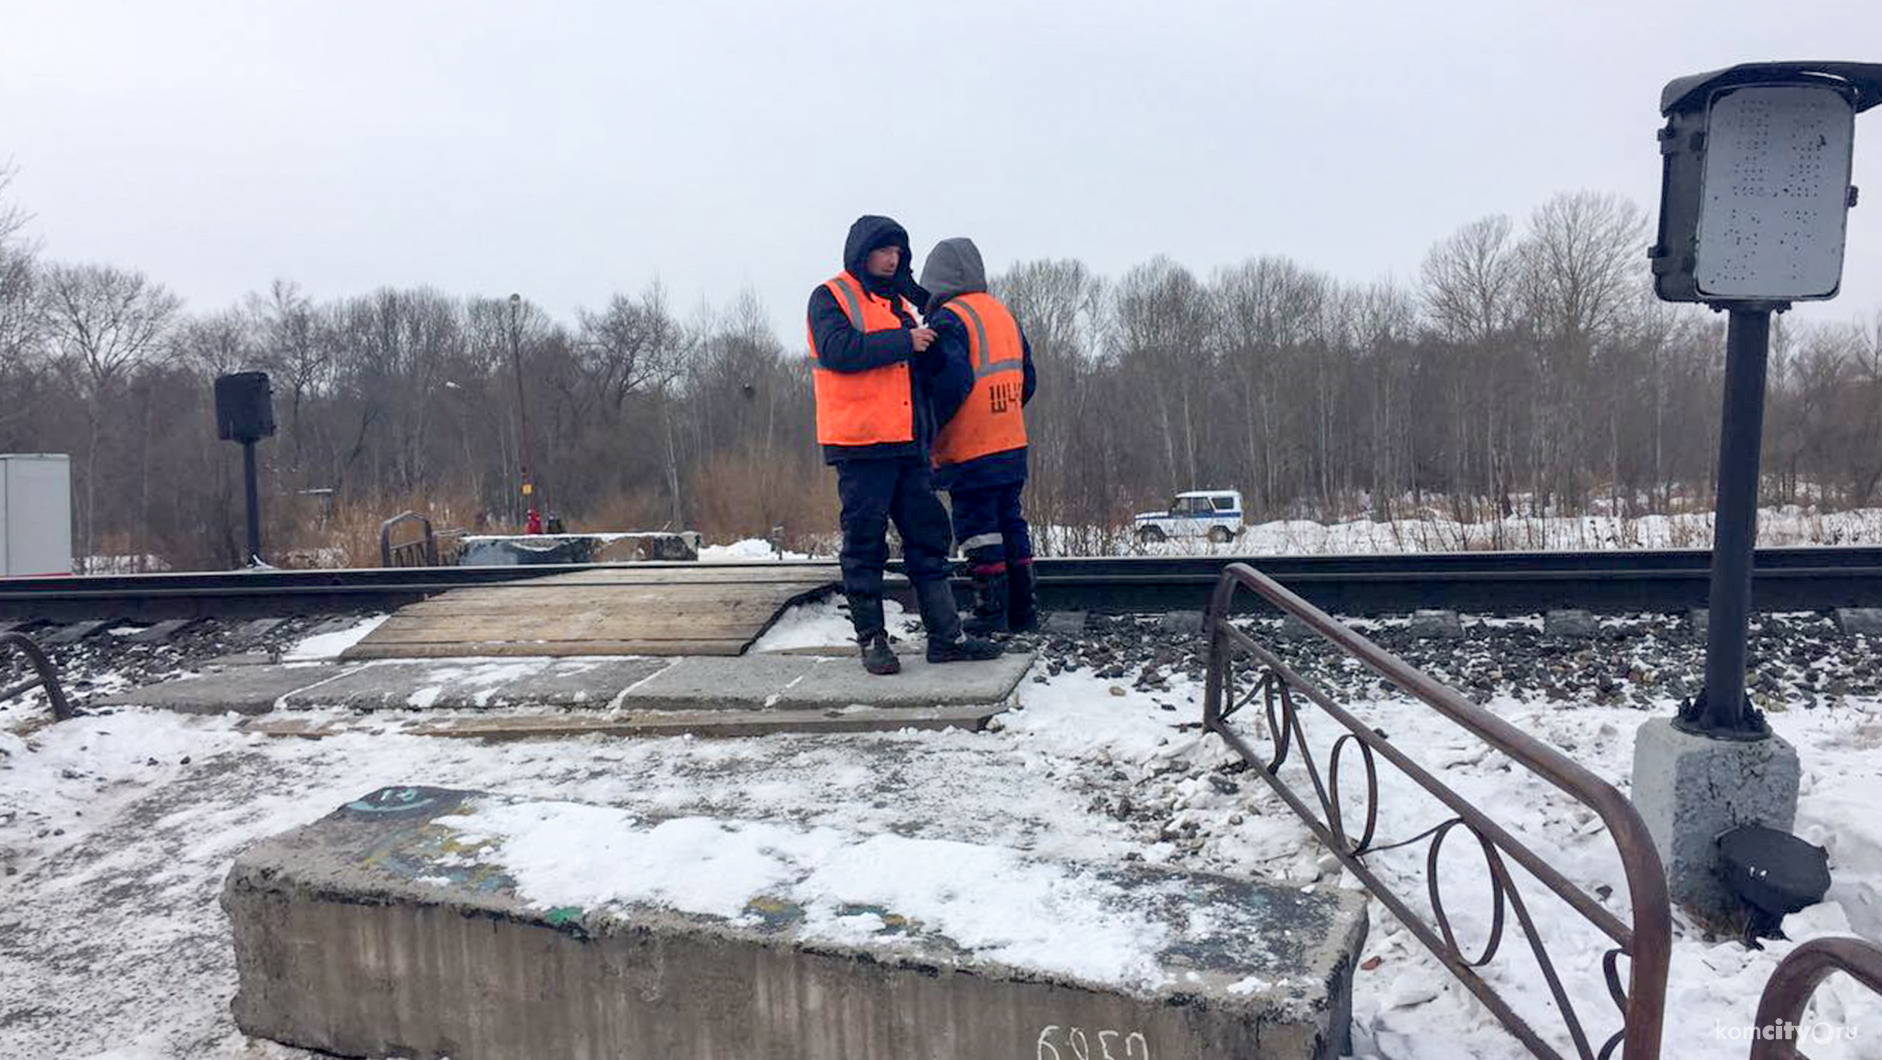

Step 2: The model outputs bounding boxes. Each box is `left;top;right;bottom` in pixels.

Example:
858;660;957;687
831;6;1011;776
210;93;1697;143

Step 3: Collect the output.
1514;191;1648;512
248;280;330;467
576;280;686;417
38;262;182;564
0;163;43;433
1112;257;1211;492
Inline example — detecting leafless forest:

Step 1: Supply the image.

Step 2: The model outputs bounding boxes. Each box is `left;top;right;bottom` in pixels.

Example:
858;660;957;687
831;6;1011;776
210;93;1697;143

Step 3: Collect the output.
1;166;1878;570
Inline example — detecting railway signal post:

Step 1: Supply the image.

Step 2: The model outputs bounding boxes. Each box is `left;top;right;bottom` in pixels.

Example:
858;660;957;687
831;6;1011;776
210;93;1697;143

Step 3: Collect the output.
1635;61;1882;919
214;370;277;568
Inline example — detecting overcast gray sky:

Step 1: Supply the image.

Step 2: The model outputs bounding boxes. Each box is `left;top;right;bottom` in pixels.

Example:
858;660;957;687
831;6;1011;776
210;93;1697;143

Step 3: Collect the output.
3;0;1880;338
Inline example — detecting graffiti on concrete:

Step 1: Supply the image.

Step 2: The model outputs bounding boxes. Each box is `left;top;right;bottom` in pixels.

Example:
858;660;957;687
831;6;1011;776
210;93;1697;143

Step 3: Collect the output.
343;786;463;816
1036;1025;1150;1060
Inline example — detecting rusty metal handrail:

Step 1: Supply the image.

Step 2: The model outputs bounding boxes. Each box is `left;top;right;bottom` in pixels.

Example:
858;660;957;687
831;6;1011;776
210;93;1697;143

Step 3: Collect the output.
379;511;438;568
1748;937;1881;1059
1202;562;1671;1060
0;631;73;720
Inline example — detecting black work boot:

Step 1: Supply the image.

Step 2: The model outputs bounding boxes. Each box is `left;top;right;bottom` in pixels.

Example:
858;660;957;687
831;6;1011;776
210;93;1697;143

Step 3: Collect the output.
1006;561;1039;633
962;550;1010;636
848;593;901;675
860;632;900;675
914;579;1002;663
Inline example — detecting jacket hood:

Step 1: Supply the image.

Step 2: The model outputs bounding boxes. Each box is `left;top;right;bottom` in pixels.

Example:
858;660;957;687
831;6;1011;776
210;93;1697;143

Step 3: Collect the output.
918;237;987;314
842;215;919;300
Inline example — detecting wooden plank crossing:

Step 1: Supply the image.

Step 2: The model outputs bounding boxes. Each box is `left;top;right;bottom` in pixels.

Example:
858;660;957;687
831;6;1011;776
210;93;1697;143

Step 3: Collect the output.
341;565;843;660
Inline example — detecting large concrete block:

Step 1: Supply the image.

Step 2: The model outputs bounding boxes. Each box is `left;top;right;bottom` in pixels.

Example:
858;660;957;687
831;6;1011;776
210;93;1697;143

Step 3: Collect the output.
1630;717;1801;919
225;787;1368;1060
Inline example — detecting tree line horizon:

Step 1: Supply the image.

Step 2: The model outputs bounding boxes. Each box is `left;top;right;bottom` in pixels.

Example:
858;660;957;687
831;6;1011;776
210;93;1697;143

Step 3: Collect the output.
2;166;1879;569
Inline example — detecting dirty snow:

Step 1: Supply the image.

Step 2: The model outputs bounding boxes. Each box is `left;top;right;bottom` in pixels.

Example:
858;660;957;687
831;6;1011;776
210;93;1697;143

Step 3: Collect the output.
448;801;1177;988
281;615;387;660
749;594;919;652
2;644;1879;1058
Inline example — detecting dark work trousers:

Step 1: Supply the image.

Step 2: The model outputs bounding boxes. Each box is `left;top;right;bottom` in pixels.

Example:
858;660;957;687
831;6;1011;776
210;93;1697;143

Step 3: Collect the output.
948;481;1033;573
836;456;955;605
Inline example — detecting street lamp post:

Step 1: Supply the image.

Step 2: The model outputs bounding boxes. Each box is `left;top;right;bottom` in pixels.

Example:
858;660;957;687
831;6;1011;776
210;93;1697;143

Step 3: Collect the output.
507;293;540;534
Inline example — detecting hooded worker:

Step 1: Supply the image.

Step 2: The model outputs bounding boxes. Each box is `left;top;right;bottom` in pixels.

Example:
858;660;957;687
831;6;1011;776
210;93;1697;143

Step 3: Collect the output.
918;237;1038;634
807;215;1002;674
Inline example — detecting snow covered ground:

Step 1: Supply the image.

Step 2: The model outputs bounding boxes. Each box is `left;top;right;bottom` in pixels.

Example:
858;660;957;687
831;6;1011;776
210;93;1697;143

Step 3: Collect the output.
698;537;816;562
1037;505;1882;558
2;614;1879;1059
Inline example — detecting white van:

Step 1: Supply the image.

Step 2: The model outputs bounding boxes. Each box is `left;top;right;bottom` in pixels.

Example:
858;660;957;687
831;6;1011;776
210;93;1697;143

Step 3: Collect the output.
1133;490;1245;544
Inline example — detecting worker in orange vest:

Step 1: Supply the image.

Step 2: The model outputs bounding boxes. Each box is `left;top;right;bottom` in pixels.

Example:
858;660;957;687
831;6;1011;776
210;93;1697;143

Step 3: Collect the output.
918;237;1037;634
807;215;1003;675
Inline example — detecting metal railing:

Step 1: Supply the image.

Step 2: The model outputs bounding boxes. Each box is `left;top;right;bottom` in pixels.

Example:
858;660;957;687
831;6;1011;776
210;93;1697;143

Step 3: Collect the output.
0;631;73;720
379;511;438;568
1748;937;1882;1059
1202;562;1671;1060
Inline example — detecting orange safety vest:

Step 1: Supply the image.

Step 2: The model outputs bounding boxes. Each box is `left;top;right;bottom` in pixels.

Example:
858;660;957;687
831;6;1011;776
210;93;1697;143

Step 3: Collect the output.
806;272;915;447
932;292;1027;467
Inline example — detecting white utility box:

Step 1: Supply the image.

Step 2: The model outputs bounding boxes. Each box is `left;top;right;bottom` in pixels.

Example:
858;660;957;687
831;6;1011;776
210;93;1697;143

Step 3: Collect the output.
1;454;73;577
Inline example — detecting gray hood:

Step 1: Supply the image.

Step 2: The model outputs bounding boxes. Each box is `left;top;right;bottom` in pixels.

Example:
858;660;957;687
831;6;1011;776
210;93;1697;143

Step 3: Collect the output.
918;237;987;315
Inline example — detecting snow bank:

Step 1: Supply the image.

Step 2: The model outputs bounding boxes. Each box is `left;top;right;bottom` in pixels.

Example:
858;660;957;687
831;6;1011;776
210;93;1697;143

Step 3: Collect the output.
698;538;813;562
448;800;1176;988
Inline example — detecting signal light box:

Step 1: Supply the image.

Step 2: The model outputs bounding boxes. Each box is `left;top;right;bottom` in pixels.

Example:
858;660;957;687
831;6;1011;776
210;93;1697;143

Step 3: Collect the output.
1652;62;1882;306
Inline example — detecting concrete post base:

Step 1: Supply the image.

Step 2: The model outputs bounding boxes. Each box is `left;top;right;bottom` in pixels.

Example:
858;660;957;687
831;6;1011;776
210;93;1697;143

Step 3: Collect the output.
1630;717;1801;920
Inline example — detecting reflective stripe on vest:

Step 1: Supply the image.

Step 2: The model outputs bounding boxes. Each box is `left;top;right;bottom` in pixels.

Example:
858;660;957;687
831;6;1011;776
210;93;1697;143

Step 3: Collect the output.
806;272;914;448
932;292;1027;468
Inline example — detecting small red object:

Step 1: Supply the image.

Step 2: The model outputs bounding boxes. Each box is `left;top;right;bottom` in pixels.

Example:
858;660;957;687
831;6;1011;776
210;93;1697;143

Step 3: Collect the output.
525;508;543;535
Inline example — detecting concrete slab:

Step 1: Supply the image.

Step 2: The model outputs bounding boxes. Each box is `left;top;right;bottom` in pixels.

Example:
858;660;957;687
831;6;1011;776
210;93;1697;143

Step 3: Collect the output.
623;653;1033;712
283;658;670;712
791;653;1032;709
92;664;352;715
242;703;1007;740
625;653;817;710
205;651;281;668
224;787;1367;1060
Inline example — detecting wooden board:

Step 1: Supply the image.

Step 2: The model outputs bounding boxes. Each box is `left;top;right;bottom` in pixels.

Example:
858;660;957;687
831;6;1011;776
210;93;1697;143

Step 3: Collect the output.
341;565;841;661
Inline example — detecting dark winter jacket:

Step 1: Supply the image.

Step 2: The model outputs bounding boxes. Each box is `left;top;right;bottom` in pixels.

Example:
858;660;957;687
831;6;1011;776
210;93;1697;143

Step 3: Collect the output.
918;237;1036;492
807;215;941;464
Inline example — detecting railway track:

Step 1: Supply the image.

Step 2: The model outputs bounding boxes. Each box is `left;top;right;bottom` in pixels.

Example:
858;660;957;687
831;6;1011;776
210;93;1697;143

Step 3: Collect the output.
2;547;1879;622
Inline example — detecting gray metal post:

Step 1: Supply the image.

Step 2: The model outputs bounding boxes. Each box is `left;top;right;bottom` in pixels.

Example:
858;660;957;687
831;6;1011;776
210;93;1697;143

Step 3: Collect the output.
242;438;263;566
1684;307;1772;738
